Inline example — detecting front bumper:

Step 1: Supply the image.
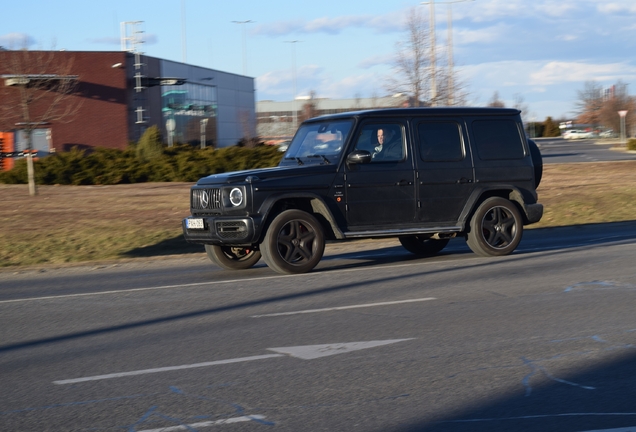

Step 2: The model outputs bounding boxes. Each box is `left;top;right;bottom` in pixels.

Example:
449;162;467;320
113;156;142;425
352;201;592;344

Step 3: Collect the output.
182;216;259;245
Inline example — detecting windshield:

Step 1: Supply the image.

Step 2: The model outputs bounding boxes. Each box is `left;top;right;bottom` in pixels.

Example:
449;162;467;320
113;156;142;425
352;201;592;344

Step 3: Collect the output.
282;119;354;164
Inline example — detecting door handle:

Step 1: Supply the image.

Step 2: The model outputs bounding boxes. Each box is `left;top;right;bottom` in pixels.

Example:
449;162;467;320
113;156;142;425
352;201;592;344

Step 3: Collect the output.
457;177;473;184
396;180;413;186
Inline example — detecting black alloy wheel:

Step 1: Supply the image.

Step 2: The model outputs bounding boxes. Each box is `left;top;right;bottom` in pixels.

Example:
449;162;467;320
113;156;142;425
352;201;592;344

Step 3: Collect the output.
205;244;262;270
466;197;523;257
260;209;325;274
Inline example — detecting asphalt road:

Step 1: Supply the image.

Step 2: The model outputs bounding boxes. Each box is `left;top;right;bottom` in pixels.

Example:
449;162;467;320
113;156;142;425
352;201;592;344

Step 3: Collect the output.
537;137;636;164
2;222;636;431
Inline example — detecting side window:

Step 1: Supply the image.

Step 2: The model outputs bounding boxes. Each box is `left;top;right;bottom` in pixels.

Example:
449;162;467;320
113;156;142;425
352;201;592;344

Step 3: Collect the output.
472;119;525;160
354;123;404;162
417;121;464;162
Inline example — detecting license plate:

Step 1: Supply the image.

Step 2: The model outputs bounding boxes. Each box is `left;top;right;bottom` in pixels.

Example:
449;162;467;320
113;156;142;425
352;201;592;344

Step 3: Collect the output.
187;218;204;229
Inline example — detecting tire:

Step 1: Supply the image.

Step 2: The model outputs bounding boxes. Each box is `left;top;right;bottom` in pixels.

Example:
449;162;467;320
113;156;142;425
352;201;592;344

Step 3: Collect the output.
205;244;261;270
260;209;325;274
399;235;449;256
528;139;543;188
466;197;523;257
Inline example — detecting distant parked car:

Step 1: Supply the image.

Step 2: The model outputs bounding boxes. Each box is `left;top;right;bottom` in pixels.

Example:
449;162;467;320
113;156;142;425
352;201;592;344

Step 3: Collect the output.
599;130;617;138
563;129;593;139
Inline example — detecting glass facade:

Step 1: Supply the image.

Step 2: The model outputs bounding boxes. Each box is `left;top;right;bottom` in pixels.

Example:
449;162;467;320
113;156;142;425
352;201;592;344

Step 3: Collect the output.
162;83;217;147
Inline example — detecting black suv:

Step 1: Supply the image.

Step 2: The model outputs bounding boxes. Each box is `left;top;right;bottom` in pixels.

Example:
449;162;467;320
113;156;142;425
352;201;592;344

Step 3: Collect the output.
183;108;543;274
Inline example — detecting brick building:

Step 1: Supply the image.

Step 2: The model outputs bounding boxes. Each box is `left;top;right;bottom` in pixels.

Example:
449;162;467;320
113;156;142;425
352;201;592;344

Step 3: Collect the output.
0;50;255;162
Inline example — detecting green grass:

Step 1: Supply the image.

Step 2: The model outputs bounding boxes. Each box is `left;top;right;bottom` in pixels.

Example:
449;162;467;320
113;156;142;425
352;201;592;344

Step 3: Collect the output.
2;161;636;268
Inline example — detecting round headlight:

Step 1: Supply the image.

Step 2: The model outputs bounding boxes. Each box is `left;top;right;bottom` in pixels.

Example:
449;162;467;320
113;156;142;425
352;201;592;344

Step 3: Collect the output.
229;188;243;207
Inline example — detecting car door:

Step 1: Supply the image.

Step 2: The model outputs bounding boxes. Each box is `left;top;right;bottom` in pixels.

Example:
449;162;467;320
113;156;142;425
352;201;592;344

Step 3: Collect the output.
344;119;416;228
414;118;475;225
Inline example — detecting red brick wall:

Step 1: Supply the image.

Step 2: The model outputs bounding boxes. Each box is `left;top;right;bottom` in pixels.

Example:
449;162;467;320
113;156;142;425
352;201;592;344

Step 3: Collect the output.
0;51;130;151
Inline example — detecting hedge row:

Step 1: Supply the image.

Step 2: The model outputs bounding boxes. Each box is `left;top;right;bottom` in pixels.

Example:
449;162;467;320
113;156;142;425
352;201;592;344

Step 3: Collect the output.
0;144;284;185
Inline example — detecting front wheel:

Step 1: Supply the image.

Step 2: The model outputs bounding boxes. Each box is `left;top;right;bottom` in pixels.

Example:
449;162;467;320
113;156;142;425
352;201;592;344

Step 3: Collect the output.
466;197;523;257
260;209;325;274
205;245;261;270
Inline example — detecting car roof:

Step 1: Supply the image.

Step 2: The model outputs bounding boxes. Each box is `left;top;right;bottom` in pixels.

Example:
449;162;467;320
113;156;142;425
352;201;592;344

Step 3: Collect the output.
303;107;522;123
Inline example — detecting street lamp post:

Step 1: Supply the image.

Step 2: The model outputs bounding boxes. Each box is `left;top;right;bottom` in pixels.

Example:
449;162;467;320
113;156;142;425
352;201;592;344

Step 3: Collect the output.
285;40;301;133
181;0;187;63
232;20;254;75
619;110;628;145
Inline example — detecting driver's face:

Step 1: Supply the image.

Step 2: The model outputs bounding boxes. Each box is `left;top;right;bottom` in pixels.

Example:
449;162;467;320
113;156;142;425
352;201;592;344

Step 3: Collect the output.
377;129;386;145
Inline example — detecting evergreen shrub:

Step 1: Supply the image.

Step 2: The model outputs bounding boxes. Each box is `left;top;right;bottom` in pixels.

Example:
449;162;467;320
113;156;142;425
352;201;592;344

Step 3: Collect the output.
0;143;284;185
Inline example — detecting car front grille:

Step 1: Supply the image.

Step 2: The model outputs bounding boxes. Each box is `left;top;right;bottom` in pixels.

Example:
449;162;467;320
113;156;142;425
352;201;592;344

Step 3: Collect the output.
192;188;222;210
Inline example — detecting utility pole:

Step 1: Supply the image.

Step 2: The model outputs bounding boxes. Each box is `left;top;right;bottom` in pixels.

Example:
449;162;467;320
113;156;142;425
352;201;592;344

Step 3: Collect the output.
232;20;254;75
181;0;187;63
421;0;473;106
285;40;301;132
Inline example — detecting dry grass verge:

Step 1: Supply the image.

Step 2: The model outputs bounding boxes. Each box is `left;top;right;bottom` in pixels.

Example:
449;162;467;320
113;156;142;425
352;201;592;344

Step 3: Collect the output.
2;161;635;267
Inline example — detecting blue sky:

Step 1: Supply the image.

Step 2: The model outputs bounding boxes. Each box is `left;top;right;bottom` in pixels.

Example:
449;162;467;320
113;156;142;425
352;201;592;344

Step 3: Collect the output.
2;0;636;121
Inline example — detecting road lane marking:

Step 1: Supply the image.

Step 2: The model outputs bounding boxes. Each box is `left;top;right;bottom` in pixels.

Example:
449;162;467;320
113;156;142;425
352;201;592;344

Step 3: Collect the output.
250;297;436;317
53;339;414;385
137;415;269;432
268;339;414;360
53;354;284;384
0;275;297;304
6;236;632;305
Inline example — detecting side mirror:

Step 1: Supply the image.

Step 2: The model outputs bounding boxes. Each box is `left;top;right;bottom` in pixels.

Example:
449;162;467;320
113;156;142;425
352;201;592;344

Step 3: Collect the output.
346;150;372;165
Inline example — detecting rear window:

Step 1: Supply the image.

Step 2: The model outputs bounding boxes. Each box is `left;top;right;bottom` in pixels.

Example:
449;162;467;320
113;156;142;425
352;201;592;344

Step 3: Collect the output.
472;119;525;160
417;121;464;162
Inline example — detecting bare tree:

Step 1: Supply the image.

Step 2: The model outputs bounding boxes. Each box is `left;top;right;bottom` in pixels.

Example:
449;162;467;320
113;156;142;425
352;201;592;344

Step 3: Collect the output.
513;93;529;123
387;7;469;108
487;91;505;108
576;80;635;134
597;81;635;134
0;49;81;195
386;7;432;107
435;63;470;107
575;81;604;125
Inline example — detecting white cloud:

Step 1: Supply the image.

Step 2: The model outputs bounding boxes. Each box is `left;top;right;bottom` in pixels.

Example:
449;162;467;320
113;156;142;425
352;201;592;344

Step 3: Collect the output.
455;24;510;44
529;61;636;85
461;60;636;89
357;53;395;69
597;2;636;14
257;64;324;97
534;0;578;18
467;0;528;22
251;10;407;37
0;32;36;48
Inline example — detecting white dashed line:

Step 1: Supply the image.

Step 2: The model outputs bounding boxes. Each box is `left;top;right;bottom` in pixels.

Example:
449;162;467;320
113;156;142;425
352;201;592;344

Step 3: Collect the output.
137;415;268;431
251;297;437;317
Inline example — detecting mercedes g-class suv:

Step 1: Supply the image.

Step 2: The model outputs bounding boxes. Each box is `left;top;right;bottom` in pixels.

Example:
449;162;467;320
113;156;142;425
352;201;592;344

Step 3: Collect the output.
183;107;543;274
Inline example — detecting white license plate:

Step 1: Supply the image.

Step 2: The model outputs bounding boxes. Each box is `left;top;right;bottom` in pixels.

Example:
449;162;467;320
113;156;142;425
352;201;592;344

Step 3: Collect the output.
187;218;204;229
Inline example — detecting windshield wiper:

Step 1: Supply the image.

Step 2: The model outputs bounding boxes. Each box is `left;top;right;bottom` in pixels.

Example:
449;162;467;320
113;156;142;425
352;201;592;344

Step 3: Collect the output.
306;154;331;164
284;157;304;165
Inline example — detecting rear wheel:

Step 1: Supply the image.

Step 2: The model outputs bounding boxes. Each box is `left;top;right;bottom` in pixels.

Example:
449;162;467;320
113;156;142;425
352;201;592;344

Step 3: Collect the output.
260;209;325;274
205;245;261;270
528;139;543;188
399;236;449;256
466;197;523;257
